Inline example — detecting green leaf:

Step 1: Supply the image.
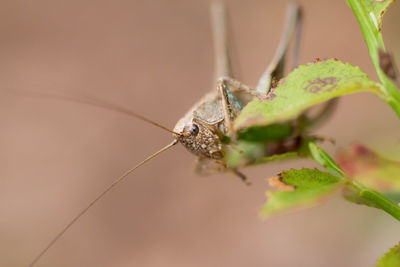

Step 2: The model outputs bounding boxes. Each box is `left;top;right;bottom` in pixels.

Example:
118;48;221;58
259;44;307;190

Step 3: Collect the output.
377;242;400;267
308;142;345;177
348;0;400;116
225;140;300;169
234;59;381;130
354;0;396;31
337;144;400;191
225;141;268;168
249;151;300;165
237;123;293;143
225;135;313;169
260;168;341;219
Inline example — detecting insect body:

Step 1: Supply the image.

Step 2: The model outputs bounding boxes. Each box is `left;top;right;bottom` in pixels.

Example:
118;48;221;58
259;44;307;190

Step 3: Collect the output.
173;2;302;179
29;2;303;266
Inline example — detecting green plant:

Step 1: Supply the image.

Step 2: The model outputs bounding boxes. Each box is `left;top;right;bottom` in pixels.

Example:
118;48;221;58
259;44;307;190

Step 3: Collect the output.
228;0;400;265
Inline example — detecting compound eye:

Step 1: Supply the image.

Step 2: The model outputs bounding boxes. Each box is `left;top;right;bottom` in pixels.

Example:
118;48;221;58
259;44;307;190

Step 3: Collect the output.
189;124;199;136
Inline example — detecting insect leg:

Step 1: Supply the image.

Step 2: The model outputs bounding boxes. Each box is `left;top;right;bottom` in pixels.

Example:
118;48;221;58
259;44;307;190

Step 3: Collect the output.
211;2;266;130
211;1;233;80
211;1;241;134
195;157;249;184
218;77;264;98
256;3;303;94
194;157;225;175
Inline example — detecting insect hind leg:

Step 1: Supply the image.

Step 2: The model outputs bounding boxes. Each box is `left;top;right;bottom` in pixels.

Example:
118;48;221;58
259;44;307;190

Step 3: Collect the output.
218;77;266;98
216;76;271;137
256;3;303;94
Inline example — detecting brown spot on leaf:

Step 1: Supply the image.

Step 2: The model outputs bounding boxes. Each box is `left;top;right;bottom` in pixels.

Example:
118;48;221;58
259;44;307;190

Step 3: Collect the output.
266;93;276;100
312;57;339;63
268;175;295;191
313;57;322;63
304;77;338;94
265;85;277;100
352;144;376;157
378;48;399;82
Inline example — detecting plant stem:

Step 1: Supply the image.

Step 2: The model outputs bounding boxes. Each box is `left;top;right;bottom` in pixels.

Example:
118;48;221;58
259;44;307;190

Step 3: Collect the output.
310;142;400;221
348;181;400;221
347;0;400;117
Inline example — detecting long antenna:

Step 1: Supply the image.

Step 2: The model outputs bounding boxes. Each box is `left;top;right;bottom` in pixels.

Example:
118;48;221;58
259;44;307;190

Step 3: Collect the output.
29;139;178;267
16;90;181;135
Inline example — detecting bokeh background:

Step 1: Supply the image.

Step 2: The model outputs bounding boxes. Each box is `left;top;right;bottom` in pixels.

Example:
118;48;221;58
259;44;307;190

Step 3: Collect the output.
1;0;400;266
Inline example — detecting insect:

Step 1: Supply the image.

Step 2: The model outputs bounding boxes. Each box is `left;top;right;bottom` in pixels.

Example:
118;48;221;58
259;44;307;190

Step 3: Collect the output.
27;2;309;266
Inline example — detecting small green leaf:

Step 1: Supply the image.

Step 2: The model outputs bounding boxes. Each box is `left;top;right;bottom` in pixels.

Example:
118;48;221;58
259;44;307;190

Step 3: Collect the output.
237;123;293;143
225;140;301;169
308;142;345;177
225;141;267;168
337;144;400;191
250;151;300;165
234;59;381;130
377;242;400;267
354;0;396;31
260;169;341;219
225;136;313;169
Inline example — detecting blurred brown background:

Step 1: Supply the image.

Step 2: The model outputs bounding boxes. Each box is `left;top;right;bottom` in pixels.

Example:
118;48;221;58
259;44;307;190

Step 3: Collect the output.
1;0;400;266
